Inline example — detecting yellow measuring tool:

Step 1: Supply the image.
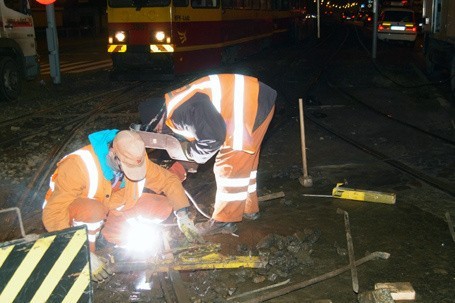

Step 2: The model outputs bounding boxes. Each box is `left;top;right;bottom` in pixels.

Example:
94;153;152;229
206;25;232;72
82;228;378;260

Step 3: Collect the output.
332;183;396;204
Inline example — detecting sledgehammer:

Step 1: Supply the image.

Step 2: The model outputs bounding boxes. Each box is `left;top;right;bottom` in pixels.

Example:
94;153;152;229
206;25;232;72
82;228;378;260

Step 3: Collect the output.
298;98;313;187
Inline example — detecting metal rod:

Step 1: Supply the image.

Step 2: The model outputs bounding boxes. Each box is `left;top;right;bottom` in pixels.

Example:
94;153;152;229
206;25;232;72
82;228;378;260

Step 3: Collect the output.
0;207;26;238
240;252;390;303
302;194;332;198
227;279;290;301
337;208;359;293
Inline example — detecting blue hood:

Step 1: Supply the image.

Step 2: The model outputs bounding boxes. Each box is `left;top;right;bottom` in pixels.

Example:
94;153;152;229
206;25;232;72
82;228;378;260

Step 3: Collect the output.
88;129;119;181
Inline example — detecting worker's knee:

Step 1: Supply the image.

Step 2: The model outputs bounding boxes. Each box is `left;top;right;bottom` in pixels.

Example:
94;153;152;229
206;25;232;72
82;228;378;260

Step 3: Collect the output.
69;198;108;224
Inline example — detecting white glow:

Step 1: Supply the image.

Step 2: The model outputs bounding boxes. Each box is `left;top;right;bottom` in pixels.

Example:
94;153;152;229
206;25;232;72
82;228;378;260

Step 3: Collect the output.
155;31;165;41
122;217;162;257
115;31;126;42
136;273;152;290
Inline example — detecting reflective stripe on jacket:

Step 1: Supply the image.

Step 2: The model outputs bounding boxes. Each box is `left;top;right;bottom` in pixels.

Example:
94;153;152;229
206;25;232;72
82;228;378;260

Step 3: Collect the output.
164;74;275;157
42;145;189;232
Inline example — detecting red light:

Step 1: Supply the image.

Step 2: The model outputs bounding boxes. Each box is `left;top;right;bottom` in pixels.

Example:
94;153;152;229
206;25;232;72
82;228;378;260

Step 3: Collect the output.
36;0;56;4
378;25;384;30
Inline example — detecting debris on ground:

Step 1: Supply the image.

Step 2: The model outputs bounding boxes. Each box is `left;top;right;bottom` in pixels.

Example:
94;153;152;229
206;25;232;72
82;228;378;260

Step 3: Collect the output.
186;229;321;302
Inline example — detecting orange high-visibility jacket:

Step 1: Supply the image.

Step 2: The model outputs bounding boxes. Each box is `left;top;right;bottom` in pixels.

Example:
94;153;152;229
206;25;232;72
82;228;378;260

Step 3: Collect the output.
42;145;189;232
164;74;276;163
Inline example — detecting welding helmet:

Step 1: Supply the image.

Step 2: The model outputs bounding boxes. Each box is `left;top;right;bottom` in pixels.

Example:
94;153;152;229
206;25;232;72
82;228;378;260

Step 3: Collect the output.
138;97;166;132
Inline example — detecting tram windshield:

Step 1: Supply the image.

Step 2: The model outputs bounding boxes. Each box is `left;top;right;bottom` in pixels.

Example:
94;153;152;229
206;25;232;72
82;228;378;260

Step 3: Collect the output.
109;0;171;8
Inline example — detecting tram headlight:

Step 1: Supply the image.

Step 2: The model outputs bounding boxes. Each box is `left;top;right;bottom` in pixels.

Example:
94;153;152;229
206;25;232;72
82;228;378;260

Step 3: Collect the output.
115;31;127;43
155;31;166;42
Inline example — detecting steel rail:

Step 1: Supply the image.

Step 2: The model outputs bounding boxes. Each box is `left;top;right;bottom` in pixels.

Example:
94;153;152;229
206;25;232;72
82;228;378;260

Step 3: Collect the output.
327;81;455;146
0;84;144;150
0;84;138;127
6;83;154;238
305;113;455;197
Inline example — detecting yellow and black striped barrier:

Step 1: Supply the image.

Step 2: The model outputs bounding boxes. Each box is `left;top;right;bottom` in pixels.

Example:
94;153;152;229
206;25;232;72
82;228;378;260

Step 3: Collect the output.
0;226;92;303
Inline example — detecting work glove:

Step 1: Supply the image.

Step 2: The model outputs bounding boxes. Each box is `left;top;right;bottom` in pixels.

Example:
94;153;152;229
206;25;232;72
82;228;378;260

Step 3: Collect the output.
168;161;187;182
175;208;205;244
89;252;113;282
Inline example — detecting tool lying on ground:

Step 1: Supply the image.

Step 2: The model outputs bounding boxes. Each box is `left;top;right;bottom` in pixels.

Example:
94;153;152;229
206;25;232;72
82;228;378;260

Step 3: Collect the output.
258;191;285;202
298;98;313;188
112;242;268;273
303;182;396;204
231;251;390;303
332;183;396;204
337;208;359;293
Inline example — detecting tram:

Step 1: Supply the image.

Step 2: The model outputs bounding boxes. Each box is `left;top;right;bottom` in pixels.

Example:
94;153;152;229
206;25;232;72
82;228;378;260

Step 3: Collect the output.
107;0;309;78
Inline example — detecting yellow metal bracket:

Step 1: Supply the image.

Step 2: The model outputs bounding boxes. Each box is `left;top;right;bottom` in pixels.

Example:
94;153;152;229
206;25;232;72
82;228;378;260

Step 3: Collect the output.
113;243;268;273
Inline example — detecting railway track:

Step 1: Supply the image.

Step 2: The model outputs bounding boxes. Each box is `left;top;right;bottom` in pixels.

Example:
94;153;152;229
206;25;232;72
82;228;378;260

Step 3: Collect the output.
238;22;455;205
1;81;165;239
1;21;453;302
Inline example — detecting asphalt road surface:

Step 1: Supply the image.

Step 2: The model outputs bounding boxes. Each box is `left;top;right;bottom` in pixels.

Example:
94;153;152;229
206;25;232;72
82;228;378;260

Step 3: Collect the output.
1;19;454;302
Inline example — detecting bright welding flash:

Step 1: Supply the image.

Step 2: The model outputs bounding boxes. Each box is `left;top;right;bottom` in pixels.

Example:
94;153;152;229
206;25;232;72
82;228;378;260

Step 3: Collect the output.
123;216;162;257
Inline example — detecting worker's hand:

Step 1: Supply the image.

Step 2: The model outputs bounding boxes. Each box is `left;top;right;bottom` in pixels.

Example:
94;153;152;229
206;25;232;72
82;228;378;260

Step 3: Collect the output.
175;208;205;243
168;161;187;182
90;252;113;282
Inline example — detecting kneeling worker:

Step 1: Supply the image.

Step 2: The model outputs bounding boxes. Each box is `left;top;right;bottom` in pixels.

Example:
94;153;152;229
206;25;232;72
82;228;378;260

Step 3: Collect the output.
42;129;201;282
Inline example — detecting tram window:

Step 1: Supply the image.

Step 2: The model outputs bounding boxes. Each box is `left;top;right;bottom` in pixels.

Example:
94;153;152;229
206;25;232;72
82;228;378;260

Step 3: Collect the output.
191;0;218;7
272;0;279;9
174;0;188;6
109;0;171;7
233;0;244;8
222;0;233;8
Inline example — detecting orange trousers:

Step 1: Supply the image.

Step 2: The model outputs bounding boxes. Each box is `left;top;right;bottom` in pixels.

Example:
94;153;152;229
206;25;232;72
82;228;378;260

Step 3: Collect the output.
212;107;275;222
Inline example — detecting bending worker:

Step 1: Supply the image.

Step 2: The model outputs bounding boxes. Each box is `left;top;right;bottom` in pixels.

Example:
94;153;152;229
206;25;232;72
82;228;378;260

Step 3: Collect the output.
42;129;200;282
137;74;277;236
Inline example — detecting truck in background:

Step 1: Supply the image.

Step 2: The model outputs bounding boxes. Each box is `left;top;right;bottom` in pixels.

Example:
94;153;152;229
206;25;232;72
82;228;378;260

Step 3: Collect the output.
0;0;39;101
421;0;454;95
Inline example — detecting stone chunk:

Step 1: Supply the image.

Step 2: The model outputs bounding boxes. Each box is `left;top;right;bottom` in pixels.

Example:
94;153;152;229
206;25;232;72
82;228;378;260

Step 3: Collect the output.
358;288;395;303
374;282;416;300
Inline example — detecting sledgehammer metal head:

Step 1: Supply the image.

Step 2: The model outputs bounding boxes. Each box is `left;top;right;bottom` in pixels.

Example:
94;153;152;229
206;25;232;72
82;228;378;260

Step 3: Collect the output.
299;175;313;187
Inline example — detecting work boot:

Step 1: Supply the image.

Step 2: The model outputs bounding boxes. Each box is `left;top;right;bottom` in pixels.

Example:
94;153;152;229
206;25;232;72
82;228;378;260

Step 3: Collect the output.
196;219;237;236
243;212;260;221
